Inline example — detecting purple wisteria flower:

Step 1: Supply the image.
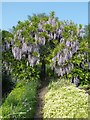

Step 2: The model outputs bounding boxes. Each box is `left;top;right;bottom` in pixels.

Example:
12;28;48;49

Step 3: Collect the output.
22;43;28;53
6;42;10;50
12;47;22;60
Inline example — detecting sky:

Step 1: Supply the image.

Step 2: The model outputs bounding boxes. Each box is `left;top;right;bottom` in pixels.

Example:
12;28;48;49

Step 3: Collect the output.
1;0;89;2
1;2;88;31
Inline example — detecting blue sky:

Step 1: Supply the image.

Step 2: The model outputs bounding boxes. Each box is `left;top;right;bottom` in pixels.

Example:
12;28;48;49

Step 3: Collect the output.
1;2;88;30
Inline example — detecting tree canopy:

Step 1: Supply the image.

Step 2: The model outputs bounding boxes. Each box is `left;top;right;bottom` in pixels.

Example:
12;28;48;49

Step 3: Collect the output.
2;11;90;86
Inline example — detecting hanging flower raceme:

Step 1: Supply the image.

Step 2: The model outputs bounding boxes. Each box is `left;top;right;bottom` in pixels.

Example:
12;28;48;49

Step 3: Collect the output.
35;34;38;41
38;37;45;45
22;43;28;53
52;18;56;27
11;40;40;66
12;47;22;60
51;39;80;77
66;40;70;47
73;76;80;87
38;23;44;32
28;54;39;67
48;17;52;24
78;28;85;38
27;45;33;53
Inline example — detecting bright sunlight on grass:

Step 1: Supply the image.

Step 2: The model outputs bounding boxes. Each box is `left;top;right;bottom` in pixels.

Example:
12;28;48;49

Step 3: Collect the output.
43;79;88;118
0;79;39;119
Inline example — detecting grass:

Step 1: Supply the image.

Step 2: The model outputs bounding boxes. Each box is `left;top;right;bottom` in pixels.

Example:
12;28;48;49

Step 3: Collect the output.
43;79;88;118
0;79;39;119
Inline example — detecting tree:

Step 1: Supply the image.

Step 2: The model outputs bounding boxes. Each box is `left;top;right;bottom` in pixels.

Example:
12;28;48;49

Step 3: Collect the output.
2;12;90;86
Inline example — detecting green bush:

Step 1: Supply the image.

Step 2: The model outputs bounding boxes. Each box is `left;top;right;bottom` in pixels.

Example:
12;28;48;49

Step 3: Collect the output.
2;70;15;98
43;79;88;118
0;79;39;119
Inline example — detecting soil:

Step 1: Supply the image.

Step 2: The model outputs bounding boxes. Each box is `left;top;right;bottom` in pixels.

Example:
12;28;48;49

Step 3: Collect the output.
34;78;50;119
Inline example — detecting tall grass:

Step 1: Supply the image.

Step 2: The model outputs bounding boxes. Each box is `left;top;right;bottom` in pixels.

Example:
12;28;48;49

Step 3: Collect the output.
0;79;39;119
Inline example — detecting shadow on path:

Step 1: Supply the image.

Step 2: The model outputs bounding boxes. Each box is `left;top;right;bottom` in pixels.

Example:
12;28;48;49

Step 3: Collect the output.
34;78;50;119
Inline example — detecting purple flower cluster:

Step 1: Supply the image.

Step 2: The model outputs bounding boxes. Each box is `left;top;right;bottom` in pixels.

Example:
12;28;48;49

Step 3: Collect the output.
28;55;39;67
78;28;85;38
3;15;86;69
51;38;80;78
70;76;79;87
38;37;45;45
12;43;40;66
12;47;22;60
54;63;74;77
52;40;79;66
73;76;79;87
47;17;56;26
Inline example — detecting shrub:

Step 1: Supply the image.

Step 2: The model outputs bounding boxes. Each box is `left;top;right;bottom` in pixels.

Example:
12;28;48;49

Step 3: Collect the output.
2;70;15;98
0;79;39;119
43;79;88;118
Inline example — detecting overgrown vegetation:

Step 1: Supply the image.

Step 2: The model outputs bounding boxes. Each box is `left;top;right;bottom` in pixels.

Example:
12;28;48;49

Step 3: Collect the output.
43;79;88;118
1;11;90;119
0;79;39;119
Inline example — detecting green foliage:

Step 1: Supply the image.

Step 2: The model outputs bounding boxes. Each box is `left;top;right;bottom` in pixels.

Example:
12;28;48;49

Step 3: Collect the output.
32;52;39;57
43;79;88;118
2;30;13;46
62;24;77;39
2;70;15;98
1;12;90;119
28;13;48;22
79;24;83;29
44;24;53;32
0;79;39;119
37;13;48;21
67;39;90;85
52;43;65;57
50;11;55;18
15;21;25;30
14;39;21;47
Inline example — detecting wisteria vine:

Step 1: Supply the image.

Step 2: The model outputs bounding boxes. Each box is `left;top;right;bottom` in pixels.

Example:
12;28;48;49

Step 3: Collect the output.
2;12;90;86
